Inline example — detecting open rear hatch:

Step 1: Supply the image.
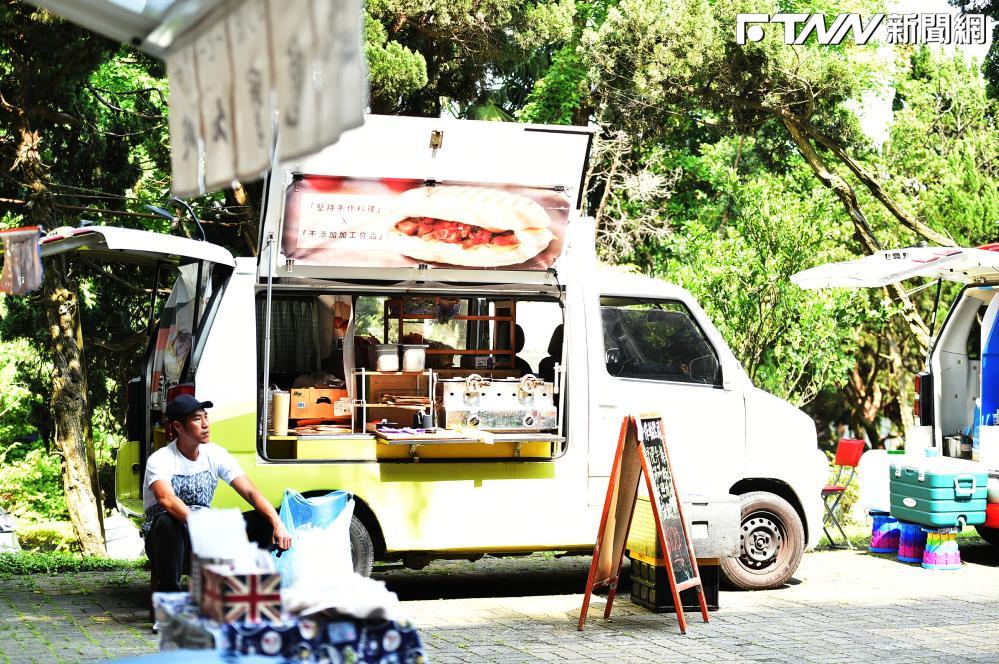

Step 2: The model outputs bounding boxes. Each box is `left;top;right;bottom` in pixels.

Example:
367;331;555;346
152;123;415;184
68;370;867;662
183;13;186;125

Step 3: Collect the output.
5;226;235;518
259;115;595;288
37;226;235;268
792;246;999;289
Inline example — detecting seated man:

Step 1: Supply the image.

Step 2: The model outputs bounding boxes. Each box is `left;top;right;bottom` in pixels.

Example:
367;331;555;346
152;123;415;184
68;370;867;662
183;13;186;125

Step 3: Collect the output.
143;394;292;592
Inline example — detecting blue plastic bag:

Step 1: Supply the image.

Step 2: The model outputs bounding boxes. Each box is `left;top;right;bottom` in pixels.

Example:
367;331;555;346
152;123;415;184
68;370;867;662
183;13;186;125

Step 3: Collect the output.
274;489;354;588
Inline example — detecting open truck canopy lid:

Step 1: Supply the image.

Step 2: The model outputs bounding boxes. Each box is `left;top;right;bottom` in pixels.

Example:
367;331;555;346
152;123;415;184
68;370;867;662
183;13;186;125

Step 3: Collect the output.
259;115;595;286
33;226;235;268
791;246;999;289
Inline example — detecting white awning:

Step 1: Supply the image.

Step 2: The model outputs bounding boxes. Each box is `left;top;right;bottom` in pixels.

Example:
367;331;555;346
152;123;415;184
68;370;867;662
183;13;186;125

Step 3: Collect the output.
28;0;367;197
791;247;999;289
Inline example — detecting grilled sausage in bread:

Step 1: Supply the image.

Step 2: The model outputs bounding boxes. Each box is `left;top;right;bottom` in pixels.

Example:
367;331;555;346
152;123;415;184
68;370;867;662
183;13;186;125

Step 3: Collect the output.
387;186;554;267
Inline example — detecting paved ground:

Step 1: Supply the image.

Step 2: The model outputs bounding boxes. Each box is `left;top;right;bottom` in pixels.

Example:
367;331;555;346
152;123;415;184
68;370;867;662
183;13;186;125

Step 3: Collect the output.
3;543;999;663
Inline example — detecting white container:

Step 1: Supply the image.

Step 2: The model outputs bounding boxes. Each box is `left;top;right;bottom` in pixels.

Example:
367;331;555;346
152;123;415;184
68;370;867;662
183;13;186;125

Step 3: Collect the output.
857;449;891;513
401;344;428;372
904;425;933;458
979;425;999;468
374;344;400;372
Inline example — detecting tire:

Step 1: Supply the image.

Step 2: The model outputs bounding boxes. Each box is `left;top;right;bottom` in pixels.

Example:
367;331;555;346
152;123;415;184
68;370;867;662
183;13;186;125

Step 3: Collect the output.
350;515;375;577
721;491;805;591
975;525;999;547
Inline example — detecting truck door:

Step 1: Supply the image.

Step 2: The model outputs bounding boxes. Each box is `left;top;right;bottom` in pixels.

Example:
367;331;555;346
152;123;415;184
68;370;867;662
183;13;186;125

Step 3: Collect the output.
23;226;235;518
587;295;746;503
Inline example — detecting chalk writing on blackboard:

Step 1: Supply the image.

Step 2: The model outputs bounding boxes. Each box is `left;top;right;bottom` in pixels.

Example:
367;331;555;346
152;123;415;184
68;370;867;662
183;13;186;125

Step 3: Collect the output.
638;416;694;587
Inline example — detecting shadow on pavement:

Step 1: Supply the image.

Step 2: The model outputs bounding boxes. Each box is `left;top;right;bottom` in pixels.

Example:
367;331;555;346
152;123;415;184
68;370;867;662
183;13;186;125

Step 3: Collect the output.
373;555;632;601
956;541;999;567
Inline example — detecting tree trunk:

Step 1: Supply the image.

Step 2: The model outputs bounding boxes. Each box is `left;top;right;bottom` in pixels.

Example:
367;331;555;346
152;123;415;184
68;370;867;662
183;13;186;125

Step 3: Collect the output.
43;258;107;555
15;117;107;555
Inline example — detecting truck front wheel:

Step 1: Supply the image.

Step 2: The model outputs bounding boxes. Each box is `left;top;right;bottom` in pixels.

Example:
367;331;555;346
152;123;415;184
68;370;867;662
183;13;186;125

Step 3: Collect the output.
721;491;804;590
350;515;375;577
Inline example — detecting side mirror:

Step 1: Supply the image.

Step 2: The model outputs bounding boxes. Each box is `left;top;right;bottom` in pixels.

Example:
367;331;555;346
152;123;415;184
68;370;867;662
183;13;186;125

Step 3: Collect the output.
688;354;720;384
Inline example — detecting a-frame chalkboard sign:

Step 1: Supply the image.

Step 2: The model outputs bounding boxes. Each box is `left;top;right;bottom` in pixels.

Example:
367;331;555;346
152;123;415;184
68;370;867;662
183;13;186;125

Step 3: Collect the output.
577;413;709;634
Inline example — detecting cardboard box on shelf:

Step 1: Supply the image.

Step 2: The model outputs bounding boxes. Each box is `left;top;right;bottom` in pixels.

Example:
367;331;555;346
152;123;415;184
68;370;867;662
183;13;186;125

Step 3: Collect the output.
289;388;348;420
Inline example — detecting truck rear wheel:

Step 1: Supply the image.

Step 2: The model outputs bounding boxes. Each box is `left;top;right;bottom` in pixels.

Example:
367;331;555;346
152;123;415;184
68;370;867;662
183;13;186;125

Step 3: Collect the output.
350;515;375;577
974;525;999;547
721;491;804;590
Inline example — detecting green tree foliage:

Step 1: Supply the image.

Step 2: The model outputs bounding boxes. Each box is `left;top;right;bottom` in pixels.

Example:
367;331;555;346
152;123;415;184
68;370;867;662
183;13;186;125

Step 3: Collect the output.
365;0;575;116
660;138;877;406
950;0;999;98
885;47;999;247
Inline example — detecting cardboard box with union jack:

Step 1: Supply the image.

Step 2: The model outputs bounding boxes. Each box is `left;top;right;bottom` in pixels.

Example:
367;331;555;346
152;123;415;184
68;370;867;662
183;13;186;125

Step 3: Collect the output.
201;565;282;624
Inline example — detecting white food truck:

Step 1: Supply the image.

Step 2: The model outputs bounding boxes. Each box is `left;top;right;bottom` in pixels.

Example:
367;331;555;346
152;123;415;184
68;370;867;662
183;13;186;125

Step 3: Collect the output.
34;116;827;589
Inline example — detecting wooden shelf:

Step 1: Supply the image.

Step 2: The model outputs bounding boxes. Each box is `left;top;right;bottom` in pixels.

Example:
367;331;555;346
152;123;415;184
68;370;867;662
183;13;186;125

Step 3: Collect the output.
383;298;519;364
427;349;512;355
395;314;514;322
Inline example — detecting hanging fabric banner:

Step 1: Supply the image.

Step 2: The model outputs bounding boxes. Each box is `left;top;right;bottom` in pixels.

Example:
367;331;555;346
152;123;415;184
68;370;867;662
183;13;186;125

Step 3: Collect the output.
166;44;202;197
270;0;320;163
196;20;237;192
163;0;366;195
227;0;274;181
313;0;366;150
0;227;43;295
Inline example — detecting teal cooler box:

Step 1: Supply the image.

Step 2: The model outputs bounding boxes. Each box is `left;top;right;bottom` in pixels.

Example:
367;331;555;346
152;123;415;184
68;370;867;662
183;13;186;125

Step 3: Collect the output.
889;457;987;528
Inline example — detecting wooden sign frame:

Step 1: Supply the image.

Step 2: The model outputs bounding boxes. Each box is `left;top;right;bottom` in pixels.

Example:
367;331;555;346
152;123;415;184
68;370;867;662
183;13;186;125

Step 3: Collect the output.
578;413;709;634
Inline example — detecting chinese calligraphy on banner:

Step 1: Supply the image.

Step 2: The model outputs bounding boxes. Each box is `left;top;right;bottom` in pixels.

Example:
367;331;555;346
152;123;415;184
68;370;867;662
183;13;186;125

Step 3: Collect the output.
165;0;366;197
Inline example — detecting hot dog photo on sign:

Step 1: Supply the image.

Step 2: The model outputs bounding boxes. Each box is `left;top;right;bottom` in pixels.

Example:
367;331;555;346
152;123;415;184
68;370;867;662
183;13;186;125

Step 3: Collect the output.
281;177;569;271
386;185;555;268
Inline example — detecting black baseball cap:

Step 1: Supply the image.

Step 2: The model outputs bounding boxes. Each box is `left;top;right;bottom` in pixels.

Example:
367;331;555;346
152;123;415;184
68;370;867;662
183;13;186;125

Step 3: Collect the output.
164;394;213;421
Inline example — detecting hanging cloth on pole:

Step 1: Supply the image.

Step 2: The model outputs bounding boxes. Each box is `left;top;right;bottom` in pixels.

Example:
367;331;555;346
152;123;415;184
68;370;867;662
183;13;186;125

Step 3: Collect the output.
0;226;43;295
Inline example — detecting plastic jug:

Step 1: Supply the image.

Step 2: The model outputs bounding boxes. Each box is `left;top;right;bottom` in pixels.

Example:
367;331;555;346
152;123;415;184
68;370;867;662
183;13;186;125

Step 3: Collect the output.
857;449;890;513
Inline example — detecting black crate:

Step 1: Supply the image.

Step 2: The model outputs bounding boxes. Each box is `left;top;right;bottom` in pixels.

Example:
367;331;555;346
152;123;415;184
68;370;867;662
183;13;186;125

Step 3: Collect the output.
628;558;720;613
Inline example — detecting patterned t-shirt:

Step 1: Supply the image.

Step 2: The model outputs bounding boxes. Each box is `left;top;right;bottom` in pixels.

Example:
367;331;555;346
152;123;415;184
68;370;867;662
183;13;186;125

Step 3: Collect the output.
142;442;244;531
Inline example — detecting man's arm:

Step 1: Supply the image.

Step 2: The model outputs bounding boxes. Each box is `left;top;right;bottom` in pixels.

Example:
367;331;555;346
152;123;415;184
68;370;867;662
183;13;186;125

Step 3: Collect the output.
229;475;292;551
150;479;192;523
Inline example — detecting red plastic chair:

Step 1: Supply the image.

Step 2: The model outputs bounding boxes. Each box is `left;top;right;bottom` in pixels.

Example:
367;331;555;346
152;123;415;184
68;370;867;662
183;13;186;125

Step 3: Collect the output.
821;438;866;548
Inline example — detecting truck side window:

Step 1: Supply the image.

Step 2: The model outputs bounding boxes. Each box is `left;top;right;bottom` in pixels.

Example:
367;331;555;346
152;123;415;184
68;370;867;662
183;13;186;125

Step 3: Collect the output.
968;311;982;360
151;261;227;406
600;297;722;386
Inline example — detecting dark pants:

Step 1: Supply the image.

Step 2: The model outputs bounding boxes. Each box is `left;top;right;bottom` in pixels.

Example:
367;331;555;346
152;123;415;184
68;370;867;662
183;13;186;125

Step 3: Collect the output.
146;511;274;592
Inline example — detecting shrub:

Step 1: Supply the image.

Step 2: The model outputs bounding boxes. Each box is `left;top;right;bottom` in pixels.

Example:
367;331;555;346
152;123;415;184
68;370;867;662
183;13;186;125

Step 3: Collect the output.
16;521;80;552
0;446;67;522
0;550;146;576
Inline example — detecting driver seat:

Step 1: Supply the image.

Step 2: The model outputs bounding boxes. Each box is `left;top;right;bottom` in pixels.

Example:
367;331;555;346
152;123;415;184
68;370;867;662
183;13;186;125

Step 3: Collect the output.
538;324;564;383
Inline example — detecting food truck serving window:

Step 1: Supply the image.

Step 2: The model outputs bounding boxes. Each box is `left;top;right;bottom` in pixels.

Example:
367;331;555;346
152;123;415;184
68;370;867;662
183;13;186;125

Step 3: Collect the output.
600;297;721;386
